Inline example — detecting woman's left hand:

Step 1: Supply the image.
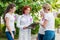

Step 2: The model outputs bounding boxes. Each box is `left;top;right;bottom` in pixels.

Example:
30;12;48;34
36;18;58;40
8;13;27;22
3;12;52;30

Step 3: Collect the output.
36;37;38;40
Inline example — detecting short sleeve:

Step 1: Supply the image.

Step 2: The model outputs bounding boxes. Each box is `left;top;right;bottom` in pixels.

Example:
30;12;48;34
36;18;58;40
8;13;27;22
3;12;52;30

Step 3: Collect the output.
5;14;10;18
44;14;49;20
17;16;25;29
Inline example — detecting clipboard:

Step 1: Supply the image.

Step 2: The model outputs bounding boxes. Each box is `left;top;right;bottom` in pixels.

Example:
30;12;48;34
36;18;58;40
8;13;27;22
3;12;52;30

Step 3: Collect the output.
27;22;39;29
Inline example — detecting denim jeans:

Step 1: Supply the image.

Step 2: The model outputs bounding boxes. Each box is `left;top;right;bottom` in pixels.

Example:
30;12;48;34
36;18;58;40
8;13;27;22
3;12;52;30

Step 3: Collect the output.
38;33;44;40
6;31;15;40
43;30;55;40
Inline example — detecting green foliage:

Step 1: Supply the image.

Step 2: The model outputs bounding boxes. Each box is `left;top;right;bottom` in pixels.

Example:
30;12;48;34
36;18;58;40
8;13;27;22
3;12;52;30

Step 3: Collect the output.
57;14;60;18
55;18;60;28
0;0;42;15
0;0;60;15
31;24;39;34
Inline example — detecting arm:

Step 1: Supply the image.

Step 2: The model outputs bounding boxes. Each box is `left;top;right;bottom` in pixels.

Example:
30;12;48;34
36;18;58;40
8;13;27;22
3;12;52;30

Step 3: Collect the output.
17;16;27;29
5;17;14;39
41;19;48;28
53;12;60;17
41;14;49;28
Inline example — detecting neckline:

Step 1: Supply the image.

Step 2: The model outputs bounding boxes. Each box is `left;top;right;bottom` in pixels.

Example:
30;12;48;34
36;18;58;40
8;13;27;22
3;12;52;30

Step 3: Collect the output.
7;13;14;16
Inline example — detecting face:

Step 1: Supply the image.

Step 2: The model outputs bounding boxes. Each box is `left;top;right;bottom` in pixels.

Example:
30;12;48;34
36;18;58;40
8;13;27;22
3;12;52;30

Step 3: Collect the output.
24;8;31;15
43;7;50;13
10;7;16;13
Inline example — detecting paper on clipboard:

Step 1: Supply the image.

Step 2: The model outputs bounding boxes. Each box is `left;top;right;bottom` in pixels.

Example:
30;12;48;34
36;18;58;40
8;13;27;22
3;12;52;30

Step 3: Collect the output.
27;22;39;29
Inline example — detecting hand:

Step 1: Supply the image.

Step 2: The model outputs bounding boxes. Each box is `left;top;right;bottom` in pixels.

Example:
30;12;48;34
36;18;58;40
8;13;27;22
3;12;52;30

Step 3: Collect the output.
15;30;16;35
11;33;14;39
36;37;38;40
23;26;27;29
41;24;46;28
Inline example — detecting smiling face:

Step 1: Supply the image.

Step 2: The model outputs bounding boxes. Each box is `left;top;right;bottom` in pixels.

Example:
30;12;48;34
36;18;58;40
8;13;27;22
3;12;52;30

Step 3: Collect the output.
22;6;31;15
43;7;50;13
10;7;16;13
43;3;51;13
24;8;31;15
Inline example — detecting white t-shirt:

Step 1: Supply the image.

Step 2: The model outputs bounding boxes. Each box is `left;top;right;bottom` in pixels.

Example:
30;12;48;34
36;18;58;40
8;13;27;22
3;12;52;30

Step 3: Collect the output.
44;12;55;31
39;18;45;34
5;13;15;32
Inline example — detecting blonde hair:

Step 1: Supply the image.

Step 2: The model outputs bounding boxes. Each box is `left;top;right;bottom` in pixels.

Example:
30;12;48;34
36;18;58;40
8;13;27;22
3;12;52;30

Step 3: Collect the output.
43;3;51;9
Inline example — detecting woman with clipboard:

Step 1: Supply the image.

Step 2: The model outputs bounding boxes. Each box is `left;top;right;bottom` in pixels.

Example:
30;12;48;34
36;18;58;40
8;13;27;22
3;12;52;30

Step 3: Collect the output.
17;6;33;40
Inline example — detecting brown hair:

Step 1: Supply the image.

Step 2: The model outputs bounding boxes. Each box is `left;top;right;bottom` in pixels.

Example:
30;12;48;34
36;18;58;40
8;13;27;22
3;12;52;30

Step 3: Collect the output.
3;3;16;23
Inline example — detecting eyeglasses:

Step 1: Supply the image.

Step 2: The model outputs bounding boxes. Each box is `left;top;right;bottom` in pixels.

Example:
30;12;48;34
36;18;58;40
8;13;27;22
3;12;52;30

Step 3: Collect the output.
43;7;50;11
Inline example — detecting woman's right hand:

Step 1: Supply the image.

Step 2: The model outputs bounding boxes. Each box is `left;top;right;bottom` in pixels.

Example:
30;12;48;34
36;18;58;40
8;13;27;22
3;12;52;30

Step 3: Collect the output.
11;33;14;39
23;26;27;29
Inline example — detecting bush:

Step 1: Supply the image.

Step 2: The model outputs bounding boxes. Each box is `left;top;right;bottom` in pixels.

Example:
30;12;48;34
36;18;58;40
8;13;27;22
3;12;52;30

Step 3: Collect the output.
55;18;60;28
31;24;39;34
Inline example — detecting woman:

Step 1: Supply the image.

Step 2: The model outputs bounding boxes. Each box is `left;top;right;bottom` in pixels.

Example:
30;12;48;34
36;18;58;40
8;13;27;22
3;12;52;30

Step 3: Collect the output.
37;10;45;40
4;3;16;40
41;3;55;40
17;6;33;40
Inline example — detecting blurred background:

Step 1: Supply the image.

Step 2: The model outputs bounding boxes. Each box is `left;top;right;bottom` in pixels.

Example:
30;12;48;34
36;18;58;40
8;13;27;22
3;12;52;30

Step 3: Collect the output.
0;0;60;40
